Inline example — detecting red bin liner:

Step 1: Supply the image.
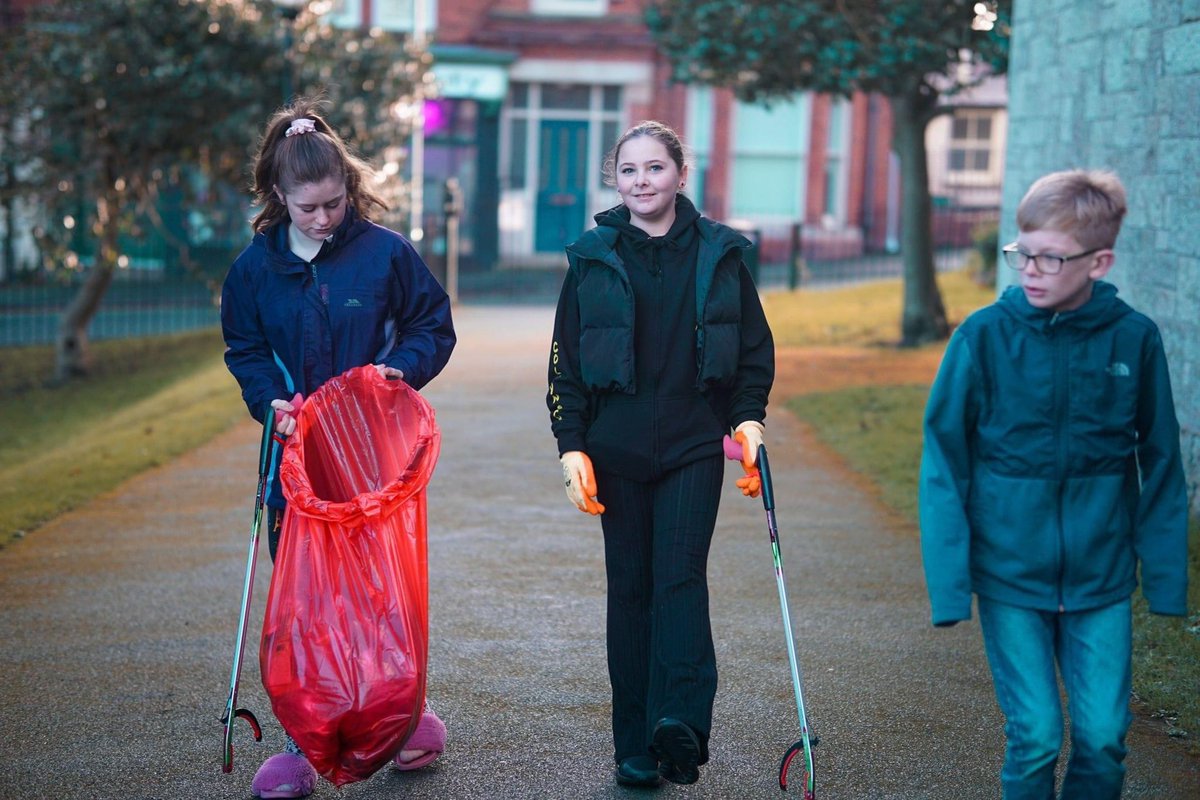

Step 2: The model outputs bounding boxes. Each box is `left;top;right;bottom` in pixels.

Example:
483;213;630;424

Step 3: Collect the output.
261;366;440;786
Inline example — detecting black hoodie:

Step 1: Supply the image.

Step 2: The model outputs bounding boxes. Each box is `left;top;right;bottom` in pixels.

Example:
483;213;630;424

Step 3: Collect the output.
548;196;775;481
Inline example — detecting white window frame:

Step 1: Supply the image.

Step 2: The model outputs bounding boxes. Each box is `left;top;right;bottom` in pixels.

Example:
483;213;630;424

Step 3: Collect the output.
822;97;852;226
498;75;627;259
531;0;608;17
946;109;999;185
325;0;438;33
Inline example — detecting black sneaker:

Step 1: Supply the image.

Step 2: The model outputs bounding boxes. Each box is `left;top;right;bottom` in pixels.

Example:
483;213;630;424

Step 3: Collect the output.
615;755;661;787
650;718;702;785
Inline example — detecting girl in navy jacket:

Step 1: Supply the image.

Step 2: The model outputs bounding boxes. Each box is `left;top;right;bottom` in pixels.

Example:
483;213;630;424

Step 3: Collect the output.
221;98;454;799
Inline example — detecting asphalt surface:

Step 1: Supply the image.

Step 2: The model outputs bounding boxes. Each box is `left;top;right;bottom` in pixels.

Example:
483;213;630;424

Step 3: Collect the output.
1;305;1196;799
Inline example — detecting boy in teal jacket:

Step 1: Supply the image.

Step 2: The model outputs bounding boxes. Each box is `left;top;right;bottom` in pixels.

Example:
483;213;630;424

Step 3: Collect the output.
919;170;1188;800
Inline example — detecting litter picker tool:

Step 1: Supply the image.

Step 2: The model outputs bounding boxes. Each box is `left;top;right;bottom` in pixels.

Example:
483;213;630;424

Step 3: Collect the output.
725;436;817;796
220;411;277;773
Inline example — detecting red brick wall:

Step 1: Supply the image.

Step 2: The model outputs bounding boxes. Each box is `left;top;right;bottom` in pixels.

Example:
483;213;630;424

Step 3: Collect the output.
436;0;484;42
863;95;894;251
491;0;531;13
429;0;898;257
845;93;870;230
805;94;830;224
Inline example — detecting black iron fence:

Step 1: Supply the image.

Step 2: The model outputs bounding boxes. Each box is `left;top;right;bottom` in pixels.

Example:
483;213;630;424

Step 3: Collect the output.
0;237;235;347
0;273;221;348
0;205;999;348
454;204;1000;303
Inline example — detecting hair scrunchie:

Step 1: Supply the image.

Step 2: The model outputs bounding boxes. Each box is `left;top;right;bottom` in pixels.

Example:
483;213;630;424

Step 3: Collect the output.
285;118;316;138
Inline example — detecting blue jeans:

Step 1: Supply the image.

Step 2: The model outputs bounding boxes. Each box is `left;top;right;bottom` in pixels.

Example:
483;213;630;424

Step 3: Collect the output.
977;597;1132;800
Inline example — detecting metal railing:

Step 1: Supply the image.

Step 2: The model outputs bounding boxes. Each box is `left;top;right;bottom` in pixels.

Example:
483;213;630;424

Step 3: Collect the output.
0;205;999;348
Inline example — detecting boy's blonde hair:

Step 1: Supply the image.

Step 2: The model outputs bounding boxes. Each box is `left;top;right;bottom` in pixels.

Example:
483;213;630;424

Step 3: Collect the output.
1016;169;1127;251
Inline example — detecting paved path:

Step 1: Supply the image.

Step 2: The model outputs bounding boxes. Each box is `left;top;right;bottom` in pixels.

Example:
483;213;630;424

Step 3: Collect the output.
1;305;1196;799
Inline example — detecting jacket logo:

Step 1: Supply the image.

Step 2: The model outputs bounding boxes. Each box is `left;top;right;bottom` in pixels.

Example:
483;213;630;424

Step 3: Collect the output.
1106;362;1130;377
344;298;363;308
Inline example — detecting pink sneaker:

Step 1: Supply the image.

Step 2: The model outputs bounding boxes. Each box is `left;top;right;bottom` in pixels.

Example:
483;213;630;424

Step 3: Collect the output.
251;752;317;798
392;710;446;771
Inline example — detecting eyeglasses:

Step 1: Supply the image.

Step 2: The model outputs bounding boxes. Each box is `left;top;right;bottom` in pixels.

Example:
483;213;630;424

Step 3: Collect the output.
1001;242;1104;275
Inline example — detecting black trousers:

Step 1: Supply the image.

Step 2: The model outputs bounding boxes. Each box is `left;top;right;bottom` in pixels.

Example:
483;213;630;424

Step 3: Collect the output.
596;455;723;763
267;505;285;563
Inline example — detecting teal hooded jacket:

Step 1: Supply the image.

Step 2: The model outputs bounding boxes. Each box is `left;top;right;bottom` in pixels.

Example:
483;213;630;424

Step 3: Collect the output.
919;281;1188;626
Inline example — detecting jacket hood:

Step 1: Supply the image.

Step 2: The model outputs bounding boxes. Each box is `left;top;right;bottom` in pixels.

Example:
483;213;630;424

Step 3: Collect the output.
595;193;700;243
568;194;747;263
996;280;1132;333
255;204;373;272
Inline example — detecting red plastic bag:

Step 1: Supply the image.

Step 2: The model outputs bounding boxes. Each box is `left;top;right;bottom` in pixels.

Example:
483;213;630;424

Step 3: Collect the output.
261;366;440;786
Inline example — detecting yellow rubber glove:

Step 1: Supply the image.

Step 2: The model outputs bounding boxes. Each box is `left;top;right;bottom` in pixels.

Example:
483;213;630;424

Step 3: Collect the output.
561;451;605;515
734;421;765;498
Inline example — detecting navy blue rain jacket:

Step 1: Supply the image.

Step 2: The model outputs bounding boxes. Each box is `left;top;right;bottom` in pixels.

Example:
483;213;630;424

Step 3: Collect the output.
919;282;1188;625
221;206;455;506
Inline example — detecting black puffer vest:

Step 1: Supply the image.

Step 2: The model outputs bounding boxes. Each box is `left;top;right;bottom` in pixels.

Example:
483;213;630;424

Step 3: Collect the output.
564;217;750;394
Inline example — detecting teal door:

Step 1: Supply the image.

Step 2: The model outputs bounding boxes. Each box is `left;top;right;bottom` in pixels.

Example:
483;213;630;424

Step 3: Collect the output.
535;120;588;253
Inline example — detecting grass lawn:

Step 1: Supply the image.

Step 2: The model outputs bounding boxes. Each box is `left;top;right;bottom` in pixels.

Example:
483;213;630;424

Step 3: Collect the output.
762;267;1002;347
0;328;246;547
765;270;1200;751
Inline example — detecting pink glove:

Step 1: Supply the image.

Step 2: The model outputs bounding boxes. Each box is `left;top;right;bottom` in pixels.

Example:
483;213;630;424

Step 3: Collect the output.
271;392;304;436
725;421;765;498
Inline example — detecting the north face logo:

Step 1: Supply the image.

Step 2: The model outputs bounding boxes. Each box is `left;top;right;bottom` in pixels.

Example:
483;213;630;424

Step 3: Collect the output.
344;298;363;308
1106;362;1130;377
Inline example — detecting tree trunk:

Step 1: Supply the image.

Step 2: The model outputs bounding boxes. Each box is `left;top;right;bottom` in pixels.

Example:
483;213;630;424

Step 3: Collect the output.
2;192;13;283
54;192;119;382
889;91;949;347
2;118;15;283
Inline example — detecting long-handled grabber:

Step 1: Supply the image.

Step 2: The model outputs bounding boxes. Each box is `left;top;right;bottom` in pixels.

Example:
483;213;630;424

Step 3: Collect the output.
725;437;817;796
220;412;278;773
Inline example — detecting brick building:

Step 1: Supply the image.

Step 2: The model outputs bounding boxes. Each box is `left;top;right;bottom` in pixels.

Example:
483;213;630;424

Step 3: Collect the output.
326;1;1012;276
335;0;910;271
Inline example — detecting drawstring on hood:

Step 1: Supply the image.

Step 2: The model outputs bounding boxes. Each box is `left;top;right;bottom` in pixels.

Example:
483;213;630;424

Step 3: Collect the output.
594;195;701;276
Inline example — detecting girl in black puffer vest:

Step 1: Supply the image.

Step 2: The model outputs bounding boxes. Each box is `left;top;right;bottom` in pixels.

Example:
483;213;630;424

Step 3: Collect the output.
547;121;774;788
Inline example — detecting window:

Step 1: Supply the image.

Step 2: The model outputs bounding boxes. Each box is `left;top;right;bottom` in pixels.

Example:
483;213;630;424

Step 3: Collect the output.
948;111;994;175
531;0;608;16
373;0;418;30
501;81;623;193
541;85;590;111
731;95;811;220
328;0;433;33
508;118;528;190
602;85;621;112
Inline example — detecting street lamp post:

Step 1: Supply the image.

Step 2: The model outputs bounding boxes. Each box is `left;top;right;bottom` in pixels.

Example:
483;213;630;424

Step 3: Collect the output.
272;0;309;103
409;0;428;248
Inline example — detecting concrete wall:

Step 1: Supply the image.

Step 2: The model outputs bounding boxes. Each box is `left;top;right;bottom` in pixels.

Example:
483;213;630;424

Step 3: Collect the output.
1002;0;1200;511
